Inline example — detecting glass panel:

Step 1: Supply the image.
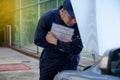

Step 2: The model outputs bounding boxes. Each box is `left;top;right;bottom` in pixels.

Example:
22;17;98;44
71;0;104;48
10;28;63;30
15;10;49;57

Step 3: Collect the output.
21;0;37;7
21;5;38;46
15;0;20;9
40;0;57;15
111;50;120;76
58;0;64;6
12;11;20;46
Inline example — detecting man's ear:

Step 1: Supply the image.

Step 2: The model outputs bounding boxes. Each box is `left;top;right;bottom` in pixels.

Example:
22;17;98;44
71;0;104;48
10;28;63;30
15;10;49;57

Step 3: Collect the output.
60;8;65;13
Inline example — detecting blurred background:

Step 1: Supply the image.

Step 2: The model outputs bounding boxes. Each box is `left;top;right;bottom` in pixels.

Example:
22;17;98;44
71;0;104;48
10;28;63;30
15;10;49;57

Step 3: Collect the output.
0;0;97;66
0;0;63;53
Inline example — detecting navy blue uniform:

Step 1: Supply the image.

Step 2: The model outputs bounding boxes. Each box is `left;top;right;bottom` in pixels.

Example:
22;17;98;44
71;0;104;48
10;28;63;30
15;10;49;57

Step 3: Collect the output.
34;6;83;80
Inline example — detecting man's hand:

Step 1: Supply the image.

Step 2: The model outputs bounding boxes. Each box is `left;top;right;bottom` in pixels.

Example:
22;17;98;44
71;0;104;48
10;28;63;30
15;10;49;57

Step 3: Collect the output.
46;31;57;45
64;40;72;42
46;31;72;45
63;39;72;42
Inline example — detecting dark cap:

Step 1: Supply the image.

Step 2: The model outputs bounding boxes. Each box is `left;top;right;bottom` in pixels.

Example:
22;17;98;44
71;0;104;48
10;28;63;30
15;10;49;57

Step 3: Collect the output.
63;0;75;18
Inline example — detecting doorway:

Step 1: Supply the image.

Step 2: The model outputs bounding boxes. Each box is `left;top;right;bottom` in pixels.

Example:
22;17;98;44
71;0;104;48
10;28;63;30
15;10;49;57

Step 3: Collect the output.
0;25;11;47
0;29;5;46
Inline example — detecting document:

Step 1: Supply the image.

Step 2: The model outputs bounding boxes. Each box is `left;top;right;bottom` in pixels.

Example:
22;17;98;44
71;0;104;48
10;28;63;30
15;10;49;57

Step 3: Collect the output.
51;23;74;41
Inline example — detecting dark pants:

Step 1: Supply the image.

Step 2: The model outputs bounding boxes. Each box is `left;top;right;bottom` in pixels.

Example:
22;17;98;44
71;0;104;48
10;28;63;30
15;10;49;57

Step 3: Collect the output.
40;68;58;80
40;59;79;80
40;62;77;80
39;51;80;80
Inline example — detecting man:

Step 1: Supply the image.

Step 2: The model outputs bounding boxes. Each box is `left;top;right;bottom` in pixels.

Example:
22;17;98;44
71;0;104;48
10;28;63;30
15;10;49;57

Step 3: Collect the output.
34;0;83;80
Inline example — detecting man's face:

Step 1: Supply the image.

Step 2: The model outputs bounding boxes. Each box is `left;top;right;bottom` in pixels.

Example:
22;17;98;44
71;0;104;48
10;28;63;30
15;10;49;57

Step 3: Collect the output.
61;9;76;26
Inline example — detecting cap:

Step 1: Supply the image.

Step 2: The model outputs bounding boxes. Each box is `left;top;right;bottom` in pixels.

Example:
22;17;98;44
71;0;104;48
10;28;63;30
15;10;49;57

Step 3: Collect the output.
63;0;75;18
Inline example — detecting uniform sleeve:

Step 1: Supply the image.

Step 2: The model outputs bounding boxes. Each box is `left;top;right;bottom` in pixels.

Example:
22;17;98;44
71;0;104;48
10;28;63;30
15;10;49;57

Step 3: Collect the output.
34;15;55;48
56;38;83;55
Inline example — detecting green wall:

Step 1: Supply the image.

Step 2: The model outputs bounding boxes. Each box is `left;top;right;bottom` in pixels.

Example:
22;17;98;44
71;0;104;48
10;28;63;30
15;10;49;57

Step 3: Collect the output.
12;0;63;47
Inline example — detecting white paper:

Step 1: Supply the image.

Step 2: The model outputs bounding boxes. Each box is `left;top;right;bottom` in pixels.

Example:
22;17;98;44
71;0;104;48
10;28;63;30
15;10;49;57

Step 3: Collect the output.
51;23;74;41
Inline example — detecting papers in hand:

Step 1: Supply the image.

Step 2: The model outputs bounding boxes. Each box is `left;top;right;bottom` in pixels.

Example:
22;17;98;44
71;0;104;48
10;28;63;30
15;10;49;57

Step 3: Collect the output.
51;23;74;41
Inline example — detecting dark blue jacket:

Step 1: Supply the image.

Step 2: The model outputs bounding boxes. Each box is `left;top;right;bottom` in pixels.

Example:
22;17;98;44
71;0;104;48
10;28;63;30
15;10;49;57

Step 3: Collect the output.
34;7;83;71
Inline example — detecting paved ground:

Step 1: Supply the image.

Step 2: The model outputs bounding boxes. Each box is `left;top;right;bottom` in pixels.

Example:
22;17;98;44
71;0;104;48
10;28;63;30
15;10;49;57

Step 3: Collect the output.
0;47;96;80
0;47;39;80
